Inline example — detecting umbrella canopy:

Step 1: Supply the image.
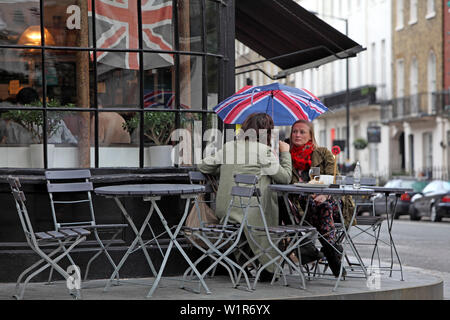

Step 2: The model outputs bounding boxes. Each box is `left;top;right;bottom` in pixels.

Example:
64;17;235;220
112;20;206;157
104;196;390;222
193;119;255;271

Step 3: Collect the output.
213;83;328;126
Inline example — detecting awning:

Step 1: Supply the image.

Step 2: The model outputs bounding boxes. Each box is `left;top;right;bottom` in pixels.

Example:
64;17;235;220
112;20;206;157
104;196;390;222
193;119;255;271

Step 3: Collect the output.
235;0;365;78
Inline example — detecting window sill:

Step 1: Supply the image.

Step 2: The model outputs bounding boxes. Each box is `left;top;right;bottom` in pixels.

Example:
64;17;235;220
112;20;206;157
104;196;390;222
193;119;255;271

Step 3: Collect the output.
408;20;417;26
395;25;404;32
425;12;436;20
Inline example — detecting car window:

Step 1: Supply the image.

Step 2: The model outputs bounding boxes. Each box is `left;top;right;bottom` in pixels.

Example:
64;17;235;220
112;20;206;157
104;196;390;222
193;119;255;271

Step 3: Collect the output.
444;181;450;192
400;180;416;189
422;181;438;194
412;181;429;192
384;180;399;188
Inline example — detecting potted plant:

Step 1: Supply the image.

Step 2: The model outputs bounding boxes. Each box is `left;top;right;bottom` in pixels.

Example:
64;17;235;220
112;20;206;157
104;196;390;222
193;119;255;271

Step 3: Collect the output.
123;111;176;167
353;138;368;150
1;99;75;167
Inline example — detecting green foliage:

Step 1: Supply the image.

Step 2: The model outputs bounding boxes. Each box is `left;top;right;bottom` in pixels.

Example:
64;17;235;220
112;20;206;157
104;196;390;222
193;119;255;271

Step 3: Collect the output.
1;99;75;143
353;138;368;150
123;111;176;145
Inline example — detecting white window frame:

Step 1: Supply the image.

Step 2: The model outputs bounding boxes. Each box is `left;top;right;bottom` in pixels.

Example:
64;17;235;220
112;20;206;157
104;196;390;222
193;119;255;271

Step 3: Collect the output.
426;0;436;19
428;51;437;113
396;0;404;30
409;0;417;25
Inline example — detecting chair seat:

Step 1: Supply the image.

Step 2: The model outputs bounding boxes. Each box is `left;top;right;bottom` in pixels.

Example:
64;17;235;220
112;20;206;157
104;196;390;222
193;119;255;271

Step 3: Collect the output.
61;223;128;230
35;228;91;240
355;216;385;226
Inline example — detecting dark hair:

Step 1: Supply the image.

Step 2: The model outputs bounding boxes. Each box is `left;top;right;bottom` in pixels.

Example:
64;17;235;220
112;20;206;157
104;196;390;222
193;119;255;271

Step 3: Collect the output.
16;87;39;105
239;113;274;146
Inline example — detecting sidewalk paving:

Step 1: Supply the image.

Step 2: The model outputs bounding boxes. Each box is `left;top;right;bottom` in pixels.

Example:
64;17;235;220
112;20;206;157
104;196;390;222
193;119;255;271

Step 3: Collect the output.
0;262;443;300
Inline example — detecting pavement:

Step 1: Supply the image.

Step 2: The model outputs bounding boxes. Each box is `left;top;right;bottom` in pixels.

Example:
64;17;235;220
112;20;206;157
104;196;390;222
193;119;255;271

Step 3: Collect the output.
0;258;443;301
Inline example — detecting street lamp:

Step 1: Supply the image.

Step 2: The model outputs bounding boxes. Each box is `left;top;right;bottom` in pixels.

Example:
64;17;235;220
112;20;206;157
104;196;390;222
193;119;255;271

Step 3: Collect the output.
310;11;351;161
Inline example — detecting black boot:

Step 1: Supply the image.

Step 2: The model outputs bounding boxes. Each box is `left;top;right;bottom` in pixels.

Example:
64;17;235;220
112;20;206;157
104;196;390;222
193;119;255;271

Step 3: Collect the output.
320;240;345;277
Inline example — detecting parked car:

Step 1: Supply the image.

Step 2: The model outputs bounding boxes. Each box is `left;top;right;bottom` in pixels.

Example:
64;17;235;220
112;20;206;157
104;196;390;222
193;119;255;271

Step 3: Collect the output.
371;178;429;218
409;180;450;222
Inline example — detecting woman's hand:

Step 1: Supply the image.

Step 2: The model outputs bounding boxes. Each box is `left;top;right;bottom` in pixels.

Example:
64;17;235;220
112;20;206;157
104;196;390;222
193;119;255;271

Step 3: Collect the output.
279;141;290;153
312;194;328;204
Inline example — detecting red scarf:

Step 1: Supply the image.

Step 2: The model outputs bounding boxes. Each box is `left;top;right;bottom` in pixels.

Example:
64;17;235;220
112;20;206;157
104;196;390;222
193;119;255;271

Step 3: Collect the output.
290;141;315;171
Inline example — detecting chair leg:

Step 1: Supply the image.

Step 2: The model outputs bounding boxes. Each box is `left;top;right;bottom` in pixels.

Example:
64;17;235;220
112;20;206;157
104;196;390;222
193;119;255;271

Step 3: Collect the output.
84;228;121;283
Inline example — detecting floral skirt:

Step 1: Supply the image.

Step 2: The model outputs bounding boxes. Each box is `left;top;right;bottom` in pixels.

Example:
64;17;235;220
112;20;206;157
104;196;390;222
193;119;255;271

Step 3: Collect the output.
299;196;342;244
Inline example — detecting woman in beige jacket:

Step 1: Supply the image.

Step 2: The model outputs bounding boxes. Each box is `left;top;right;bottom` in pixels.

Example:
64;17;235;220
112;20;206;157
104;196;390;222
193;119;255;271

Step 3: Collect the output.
198;113;291;281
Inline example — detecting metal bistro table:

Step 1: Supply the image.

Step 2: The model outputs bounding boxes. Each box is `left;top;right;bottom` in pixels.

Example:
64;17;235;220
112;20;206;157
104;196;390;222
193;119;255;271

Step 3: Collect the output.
270;184;375;291
366;186;413;281
94;184;209;298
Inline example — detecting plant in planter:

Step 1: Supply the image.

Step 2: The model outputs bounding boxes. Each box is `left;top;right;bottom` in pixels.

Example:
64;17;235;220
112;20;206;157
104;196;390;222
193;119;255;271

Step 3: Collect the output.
1;99;75;144
123;111;177;167
353;138;368;150
123;111;176;146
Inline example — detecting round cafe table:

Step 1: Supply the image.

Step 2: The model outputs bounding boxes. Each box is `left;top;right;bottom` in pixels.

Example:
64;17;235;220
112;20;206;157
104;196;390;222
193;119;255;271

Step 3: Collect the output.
95;184;208;298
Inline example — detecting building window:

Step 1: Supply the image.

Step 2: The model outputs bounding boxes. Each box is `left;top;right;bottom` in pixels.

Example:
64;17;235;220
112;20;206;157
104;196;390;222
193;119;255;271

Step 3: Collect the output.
428;51;437;113
396;0;404;30
409;0;417;24
410;57;418;114
426;0;436;19
0;0;225;169
423;132;433;178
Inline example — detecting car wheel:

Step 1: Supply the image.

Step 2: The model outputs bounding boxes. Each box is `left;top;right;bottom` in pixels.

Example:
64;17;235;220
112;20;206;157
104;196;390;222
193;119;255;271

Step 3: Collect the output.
430;204;442;222
393;211;400;220
409;207;421;221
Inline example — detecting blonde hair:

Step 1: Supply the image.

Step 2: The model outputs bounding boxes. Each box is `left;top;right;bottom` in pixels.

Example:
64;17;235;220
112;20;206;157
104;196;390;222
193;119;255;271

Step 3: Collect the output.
290;119;318;148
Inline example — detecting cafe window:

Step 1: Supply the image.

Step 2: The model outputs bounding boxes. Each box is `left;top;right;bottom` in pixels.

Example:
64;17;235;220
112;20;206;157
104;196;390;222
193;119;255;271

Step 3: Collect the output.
0;0;224;169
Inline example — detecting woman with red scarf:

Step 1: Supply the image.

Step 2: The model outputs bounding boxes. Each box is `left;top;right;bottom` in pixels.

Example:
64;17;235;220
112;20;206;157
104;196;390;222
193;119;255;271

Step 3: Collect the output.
286;119;355;277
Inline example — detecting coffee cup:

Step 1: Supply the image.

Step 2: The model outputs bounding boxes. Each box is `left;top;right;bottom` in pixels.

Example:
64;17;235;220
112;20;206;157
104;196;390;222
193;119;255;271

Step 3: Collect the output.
319;174;334;185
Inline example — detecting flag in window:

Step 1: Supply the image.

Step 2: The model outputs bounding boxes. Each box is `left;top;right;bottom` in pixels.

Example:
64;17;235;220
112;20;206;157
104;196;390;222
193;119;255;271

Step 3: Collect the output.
89;0;174;70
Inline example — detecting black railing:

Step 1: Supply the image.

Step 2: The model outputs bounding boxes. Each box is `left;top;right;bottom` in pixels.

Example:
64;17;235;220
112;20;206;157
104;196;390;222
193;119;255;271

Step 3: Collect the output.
381;92;450;123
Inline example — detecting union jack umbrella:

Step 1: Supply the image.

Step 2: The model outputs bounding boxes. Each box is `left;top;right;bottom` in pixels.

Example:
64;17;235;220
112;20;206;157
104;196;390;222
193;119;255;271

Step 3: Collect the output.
144;90;189;109
88;0;173;70
213;83;328;126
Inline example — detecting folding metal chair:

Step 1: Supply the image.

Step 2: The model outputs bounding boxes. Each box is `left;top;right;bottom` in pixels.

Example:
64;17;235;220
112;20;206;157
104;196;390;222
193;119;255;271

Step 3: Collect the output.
7;176;90;300
45;170;128;282
181;172;254;293
236;175;317;290
336;177;384;275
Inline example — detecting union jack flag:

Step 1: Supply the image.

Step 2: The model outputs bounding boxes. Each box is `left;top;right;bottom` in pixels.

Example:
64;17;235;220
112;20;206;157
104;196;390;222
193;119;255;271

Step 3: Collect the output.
144;90;189;109
89;0;174;70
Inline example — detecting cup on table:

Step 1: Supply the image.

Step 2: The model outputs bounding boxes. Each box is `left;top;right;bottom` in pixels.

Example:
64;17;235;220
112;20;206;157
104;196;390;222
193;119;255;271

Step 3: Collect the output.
308;167;320;182
319;174;334;185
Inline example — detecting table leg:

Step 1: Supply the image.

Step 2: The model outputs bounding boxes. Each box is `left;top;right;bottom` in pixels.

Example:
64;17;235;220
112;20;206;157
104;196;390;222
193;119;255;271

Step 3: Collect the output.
385;195;404;280
146;196;210;298
104;197;158;291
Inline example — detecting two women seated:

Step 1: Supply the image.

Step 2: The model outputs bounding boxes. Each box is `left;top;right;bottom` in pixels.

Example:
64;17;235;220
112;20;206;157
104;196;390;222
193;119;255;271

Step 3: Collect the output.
197;113;355;280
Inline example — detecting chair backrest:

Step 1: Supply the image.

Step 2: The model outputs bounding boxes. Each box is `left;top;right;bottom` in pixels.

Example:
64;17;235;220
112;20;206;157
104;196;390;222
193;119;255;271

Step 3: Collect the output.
45;170;96;229
7;176;36;244
231;174;261;199
189;171;215;193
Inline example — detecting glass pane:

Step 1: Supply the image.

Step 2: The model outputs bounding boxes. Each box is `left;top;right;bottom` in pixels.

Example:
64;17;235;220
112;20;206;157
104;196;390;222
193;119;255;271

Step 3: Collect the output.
44;0;85;47
180;54;202;110
141;0;174;52
49;110;90;168
45;50;90;106
134;111;175;167
96;52;140;108
0;48;43;105
206;0;219;54
207;56;218;110
143;52;175;108
92;0;139;50
96;111;137;167
178;0;202;52
0;2;41;46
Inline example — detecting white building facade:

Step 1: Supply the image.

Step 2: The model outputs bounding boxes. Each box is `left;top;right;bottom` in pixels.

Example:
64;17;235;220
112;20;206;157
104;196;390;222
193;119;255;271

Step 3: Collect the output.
295;0;393;179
